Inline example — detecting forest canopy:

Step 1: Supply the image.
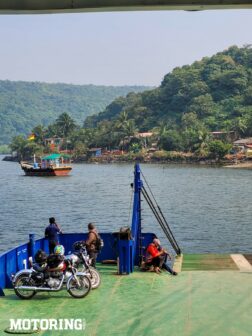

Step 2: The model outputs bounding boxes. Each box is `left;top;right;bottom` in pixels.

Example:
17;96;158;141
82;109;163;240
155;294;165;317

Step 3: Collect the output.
85;45;252;143
6;45;252;161
0;81;148;144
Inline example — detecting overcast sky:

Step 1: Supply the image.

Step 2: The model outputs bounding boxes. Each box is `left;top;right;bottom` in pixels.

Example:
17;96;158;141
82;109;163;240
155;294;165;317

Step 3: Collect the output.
0;9;251;86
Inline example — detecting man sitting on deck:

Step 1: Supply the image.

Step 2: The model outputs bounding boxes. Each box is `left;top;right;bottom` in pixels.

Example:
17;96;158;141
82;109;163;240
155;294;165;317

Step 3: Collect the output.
146;238;177;275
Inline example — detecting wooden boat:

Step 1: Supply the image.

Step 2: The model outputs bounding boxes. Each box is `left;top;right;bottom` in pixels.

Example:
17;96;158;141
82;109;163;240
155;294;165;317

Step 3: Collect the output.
20;153;72;176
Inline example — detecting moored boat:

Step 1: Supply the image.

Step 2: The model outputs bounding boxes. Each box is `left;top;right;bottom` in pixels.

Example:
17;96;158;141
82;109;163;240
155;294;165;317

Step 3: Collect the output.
20;153;72;176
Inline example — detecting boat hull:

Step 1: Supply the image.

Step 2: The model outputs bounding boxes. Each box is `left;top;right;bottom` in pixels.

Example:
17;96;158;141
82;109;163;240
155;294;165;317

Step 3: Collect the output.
21;166;72;176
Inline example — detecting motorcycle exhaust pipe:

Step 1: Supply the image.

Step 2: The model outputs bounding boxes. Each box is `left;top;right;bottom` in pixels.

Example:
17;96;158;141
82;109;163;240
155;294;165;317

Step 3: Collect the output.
15;286;62;292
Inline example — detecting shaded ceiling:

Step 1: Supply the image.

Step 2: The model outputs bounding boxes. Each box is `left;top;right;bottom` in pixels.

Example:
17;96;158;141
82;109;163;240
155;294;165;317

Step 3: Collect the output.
0;0;252;14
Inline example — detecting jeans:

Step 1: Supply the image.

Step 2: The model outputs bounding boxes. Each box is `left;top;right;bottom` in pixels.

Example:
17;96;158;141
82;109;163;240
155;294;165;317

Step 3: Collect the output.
159;255;174;274
89;251;98;268
49;240;58;254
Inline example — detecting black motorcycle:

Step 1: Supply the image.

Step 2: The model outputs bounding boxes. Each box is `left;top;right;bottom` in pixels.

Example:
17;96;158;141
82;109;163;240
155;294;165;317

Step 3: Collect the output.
12;253;92;299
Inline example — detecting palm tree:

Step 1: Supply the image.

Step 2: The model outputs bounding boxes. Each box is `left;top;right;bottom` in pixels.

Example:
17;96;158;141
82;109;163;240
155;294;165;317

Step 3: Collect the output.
117;111;129;126
123;120;138;137
55;113;76;138
195;130;212;157
230;117;248;139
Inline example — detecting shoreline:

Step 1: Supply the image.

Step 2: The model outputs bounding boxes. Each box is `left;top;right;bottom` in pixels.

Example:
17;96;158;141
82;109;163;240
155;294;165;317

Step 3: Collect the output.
224;161;252;169
3;154;252;168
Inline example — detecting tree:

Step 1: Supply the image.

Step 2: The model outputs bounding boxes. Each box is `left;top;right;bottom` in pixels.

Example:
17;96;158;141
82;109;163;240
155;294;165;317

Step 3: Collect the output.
159;130;183;151
10;136;27;160
187;94;216;118
208;140;231;160
10;135;43;160
122;119;138;137
230;117;248;139
72;141;87;159
32;125;46;145
55;113;76;137
194;130;212;157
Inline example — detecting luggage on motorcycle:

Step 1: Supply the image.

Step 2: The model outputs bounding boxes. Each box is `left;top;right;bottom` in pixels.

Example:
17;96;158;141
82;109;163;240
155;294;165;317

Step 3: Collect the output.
47;254;64;268
34;249;47;265
73;236;103;253
73;241;85;251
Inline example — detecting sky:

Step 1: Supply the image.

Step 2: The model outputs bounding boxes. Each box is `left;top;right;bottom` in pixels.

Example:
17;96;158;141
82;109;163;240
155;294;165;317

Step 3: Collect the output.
0;9;252;86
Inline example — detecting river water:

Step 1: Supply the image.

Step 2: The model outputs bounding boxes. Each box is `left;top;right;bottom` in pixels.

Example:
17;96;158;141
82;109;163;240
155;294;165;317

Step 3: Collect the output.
0;156;251;254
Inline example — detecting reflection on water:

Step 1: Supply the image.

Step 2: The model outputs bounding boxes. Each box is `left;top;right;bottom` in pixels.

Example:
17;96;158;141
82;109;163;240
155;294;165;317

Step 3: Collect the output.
0;156;251;254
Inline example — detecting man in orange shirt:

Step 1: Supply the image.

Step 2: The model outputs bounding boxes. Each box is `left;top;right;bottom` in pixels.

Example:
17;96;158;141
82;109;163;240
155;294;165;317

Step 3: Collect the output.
146;238;177;275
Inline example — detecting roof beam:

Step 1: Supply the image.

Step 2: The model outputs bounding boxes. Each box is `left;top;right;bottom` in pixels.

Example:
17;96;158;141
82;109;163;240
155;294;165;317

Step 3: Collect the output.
0;0;252;14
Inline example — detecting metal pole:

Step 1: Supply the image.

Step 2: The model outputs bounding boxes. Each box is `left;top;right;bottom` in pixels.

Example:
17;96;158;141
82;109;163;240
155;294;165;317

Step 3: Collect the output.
29;234;36;260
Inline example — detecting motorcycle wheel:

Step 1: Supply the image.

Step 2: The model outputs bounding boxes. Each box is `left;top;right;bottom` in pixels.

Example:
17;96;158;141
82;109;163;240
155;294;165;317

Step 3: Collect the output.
88;267;101;289
14;274;36;300
67;274;91;298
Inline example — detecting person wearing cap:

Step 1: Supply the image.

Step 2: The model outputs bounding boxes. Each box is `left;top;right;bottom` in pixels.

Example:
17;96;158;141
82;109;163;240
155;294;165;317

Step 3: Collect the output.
45;217;62;254
146;238;177;275
85;223;99;268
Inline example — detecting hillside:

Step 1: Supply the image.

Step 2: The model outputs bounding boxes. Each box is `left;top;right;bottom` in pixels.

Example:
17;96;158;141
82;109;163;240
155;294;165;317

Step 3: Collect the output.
0;80;149;144
84;45;252;144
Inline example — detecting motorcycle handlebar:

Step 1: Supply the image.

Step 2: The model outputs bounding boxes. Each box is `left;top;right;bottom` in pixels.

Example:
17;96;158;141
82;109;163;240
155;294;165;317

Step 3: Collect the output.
72;241;87;251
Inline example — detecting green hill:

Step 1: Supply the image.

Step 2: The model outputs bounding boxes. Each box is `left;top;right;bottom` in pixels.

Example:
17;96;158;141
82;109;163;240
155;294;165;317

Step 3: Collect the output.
84;45;252;144
0;80;149;144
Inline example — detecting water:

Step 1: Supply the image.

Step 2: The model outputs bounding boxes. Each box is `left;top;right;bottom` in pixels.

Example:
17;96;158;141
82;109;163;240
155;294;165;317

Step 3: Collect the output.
0;156;251;254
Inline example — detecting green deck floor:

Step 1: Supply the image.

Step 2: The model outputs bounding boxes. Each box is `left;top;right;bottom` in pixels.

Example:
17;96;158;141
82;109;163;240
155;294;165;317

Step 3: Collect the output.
182;254;238;271
0;256;252;335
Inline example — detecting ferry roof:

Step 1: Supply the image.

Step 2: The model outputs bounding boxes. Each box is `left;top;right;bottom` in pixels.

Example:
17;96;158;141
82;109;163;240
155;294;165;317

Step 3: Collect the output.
42;153;71;160
0;0;252;14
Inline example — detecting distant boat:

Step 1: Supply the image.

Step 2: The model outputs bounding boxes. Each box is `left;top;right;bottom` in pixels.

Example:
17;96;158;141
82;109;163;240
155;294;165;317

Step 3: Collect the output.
20;153;72;176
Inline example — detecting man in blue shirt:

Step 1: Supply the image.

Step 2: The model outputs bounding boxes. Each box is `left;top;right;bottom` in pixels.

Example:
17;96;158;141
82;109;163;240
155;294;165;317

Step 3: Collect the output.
45;217;62;254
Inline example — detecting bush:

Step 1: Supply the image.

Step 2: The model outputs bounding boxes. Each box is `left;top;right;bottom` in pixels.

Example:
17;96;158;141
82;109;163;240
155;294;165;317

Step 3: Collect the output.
0;145;10;154
208;140;232;160
151;150;186;162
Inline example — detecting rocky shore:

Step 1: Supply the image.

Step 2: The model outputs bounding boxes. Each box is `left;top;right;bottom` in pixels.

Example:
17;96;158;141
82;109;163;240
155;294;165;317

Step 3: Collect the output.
2;155;19;162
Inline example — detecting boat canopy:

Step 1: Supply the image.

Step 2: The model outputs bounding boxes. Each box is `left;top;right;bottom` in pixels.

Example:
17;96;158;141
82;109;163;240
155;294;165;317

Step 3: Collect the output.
42;153;71;161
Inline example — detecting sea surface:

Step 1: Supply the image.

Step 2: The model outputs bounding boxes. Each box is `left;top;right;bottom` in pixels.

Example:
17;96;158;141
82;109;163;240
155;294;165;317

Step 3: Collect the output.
0;156;251;255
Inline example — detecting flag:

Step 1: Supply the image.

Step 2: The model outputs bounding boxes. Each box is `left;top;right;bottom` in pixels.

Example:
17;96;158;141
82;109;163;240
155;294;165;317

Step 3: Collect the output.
28;134;35;141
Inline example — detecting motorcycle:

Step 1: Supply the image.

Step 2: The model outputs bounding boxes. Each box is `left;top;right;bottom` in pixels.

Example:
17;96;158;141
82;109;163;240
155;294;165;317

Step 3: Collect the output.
66;241;101;289
12;255;92;299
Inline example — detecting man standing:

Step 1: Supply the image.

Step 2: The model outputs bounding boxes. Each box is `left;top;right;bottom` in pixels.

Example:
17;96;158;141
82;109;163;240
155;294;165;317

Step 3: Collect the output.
45;217;62;254
85;223;100;268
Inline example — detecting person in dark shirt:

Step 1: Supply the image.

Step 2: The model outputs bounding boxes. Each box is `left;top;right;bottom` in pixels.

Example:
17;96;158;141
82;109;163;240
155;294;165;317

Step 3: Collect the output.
45;217;62;254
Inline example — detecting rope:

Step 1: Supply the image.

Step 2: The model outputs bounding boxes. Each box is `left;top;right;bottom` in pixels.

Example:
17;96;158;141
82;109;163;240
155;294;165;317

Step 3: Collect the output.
140;168;160;206
157;204;180;252
142;186;181;255
142;188;177;251
140;168;181;254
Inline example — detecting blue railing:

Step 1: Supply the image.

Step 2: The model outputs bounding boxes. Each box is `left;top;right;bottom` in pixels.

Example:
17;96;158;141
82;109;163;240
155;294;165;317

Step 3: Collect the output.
0;231;155;291
0;232;117;290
